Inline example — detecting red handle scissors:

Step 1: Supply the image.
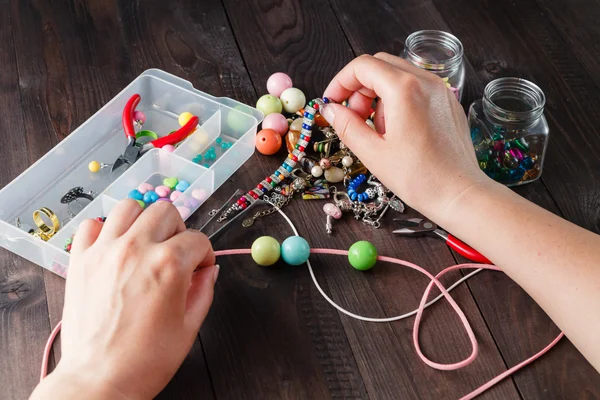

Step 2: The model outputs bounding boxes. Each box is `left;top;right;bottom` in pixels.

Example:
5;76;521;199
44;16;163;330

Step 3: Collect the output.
393;218;492;264
112;94;199;172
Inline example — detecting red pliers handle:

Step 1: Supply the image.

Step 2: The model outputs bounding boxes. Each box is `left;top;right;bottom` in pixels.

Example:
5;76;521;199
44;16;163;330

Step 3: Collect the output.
122;94;199;148
444;233;492;264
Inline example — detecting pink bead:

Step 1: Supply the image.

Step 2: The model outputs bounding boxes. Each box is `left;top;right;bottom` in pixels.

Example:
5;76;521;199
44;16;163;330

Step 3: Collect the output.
176;206;191;219
192;189;208;201
155;185;171;198
133;110;146;124
262;113;288;136
170;190;183;202
323;203;342;219
266;72;293;97
162;144;175;152
137;182;154;194
156;198;172;203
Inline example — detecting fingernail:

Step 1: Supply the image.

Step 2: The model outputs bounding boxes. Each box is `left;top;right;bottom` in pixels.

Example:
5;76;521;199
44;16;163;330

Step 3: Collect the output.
321;104;335;124
213;264;220;284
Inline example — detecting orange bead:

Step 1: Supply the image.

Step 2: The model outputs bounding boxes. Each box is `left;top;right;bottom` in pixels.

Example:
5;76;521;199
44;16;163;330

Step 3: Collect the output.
314;112;329;127
255;129;282;155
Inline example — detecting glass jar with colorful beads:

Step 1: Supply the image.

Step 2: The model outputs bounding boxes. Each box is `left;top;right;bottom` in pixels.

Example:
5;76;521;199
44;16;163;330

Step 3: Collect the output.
468;77;549;186
402;30;465;101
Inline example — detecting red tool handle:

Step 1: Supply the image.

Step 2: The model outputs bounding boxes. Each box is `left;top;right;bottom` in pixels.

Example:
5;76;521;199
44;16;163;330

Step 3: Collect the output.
446;234;492;264
122;94;141;139
150;116;199;148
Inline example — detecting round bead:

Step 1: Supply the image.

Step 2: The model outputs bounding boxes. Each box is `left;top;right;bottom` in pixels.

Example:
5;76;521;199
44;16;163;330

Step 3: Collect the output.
88;160;101;173
137;182;154;194
176;206;191;219
251;236;281;266
521;156;535;170
170;190;183;202
324;166;344;183
256;129;282;155
262;113;289;136
311;165;323;178
163;177;179;189
162;144;175;152
256;94;283;116
155;185;171;198
281;236;311;266
175;180;190;192
127;189;144;201
227;105;252;133
348;241;378;271
178;112;194;127
266;72;293;97
323;203;342;219
342;156;353;167
319;158;331;170
143;190;159;204
280;88;306;114
133;110;146;124
135;200;146;208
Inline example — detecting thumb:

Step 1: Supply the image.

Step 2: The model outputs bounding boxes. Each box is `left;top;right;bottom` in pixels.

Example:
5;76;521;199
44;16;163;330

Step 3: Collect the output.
320;103;383;155
184;264;218;333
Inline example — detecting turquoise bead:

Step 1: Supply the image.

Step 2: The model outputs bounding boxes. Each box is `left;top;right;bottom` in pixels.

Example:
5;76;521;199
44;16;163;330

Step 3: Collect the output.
143;190;159;204
281;236;310;266
175;180;190;192
251;236;281;266
127;189;144;201
216;137;223;144
348;241;377;271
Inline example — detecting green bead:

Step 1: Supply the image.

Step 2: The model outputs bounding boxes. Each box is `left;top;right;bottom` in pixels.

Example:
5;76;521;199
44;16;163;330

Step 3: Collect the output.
65;238;73;245
513;138;529;152
163;177;179;189
256;94;283;116
348;241;378;271
492;132;504;141
251;236;281;266
135;200;146;208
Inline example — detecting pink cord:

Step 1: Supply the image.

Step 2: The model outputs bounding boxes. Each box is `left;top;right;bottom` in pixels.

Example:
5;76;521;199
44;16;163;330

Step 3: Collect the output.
41;249;562;399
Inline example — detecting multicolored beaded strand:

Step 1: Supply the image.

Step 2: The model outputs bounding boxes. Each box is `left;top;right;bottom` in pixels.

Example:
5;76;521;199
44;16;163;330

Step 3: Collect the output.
218;97;330;221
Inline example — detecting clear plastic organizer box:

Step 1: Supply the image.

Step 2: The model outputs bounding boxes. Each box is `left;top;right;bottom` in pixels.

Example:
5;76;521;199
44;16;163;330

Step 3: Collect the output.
0;69;263;277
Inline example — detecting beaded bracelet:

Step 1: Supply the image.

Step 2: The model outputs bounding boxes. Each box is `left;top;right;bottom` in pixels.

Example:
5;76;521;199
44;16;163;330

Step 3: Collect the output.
347;174;377;203
218;97;330;221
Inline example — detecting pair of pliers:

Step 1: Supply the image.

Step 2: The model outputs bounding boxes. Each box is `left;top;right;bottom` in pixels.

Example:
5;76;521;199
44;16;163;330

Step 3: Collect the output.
112;94;199;172
393;218;492;264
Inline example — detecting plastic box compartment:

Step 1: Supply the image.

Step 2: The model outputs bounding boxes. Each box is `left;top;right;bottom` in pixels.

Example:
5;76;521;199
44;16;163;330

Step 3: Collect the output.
0;69;263;277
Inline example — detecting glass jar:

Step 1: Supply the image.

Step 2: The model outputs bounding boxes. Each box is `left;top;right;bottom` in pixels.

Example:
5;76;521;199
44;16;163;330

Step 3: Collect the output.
468;77;549;186
402;30;465;101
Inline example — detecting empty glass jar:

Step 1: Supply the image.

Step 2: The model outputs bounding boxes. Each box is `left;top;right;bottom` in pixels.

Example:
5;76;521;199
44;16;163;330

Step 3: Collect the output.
468;77;549;186
402;30;465;101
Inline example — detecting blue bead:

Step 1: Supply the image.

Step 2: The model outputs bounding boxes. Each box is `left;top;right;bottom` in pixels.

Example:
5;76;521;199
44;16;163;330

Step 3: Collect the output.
143;190;159;204
216;137;223;144
358;193;365;202
348;189;355;195
281;236;311;266
127;189;144;201
509;167;526;182
261;187;268;193
285;164;293;172
304;112;310;117
521;157;534;170
323;97;330;103
302;123;310;130
175;181;190;192
350;192;357;201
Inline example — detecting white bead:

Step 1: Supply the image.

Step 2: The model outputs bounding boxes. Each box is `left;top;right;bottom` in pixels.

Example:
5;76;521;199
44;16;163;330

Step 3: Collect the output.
280;88;306;113
342;156;353;167
311;165;323;178
324;166;344;183
366;119;376;130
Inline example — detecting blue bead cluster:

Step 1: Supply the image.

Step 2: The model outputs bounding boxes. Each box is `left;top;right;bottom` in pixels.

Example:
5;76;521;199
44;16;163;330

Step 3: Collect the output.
347;174;368;202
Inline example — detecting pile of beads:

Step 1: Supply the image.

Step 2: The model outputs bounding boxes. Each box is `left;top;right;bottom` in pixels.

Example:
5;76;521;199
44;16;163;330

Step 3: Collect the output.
251;235;378;271
193;147;217;167
127;177;191;209
64;217;106;253
216;137;233;150
472;127;539;185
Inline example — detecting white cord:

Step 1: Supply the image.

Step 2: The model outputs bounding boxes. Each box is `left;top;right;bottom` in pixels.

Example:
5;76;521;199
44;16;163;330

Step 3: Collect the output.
275;207;483;323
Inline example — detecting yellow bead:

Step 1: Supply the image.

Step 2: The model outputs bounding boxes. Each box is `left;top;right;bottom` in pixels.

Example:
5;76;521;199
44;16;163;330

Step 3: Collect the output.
178;112;194;127
88;161;101;173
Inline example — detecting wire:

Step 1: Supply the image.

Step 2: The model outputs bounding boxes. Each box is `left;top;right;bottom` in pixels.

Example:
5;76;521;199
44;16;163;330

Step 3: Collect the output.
40;206;563;400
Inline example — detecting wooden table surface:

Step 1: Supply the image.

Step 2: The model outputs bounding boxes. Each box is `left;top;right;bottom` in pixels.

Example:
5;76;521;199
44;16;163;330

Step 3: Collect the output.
1;0;600;399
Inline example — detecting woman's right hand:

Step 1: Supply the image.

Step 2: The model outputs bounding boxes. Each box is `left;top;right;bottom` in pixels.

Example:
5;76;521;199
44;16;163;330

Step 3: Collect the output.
321;53;492;220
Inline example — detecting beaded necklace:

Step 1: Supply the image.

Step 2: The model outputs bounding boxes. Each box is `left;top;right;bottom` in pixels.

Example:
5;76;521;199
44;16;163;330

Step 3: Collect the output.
218;97;330;221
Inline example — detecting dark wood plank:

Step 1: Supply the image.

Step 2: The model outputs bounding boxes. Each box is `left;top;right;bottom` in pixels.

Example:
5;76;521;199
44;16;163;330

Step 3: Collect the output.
0;4;54;399
219;0;518;398
327;0;600;398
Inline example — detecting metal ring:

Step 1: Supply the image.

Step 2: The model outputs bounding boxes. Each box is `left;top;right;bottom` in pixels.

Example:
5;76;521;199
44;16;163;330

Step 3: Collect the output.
32;207;60;240
61;186;96;204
